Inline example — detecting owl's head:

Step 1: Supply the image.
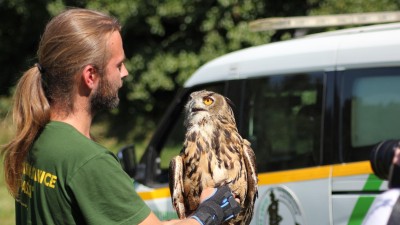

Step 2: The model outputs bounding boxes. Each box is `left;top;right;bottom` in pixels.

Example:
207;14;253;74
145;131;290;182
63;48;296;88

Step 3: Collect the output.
184;90;235;127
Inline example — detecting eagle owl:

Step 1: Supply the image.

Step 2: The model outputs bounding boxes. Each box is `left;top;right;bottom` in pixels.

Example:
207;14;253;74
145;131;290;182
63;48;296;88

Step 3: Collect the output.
169;90;258;225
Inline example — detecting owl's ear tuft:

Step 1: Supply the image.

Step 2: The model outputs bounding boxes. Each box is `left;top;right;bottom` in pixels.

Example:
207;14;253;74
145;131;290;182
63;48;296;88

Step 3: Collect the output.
225;97;235;109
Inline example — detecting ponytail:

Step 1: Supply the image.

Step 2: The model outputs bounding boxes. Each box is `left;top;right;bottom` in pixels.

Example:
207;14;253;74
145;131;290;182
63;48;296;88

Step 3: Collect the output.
2;65;50;198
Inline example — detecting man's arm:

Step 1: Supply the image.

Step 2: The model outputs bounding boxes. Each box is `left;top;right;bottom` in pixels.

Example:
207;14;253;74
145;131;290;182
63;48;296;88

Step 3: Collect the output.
139;187;239;225
139;212;200;225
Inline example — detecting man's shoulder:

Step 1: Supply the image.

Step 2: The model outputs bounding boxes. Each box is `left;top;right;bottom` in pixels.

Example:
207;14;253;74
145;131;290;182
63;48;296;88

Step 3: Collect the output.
33;121;110;162
40;121;106;148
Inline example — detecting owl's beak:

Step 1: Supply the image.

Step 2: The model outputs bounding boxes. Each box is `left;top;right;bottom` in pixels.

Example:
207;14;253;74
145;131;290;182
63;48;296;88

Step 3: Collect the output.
191;108;206;113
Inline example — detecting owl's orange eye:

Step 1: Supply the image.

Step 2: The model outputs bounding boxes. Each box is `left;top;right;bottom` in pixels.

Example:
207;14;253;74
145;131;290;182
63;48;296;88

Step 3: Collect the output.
203;97;214;106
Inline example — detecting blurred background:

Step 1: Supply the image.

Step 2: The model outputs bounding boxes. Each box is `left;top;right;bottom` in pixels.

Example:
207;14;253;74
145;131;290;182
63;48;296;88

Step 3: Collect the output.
1;0;400;224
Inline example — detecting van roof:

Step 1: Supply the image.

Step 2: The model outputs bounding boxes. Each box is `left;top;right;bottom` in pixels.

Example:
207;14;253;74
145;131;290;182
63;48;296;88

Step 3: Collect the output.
184;22;400;88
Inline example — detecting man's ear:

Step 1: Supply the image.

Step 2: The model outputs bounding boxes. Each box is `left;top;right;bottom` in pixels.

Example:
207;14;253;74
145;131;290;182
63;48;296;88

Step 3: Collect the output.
82;65;98;90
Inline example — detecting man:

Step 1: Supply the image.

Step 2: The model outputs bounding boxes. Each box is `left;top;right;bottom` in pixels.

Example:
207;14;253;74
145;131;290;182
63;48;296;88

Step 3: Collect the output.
2;8;239;225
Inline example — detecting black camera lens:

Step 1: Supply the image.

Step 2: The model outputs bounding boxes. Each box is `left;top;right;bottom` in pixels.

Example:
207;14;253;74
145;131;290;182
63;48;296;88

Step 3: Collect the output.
370;140;400;180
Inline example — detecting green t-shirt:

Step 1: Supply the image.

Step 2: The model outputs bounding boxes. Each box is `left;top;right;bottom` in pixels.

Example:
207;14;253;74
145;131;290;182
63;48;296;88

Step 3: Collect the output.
16;121;151;225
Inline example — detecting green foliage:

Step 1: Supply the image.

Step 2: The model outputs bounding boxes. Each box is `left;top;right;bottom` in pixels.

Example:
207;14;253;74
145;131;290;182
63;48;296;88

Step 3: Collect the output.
0;96;12;118
96;0;278;143
0;159;15;225
1;0;400;148
0;0;49;95
310;0;400;15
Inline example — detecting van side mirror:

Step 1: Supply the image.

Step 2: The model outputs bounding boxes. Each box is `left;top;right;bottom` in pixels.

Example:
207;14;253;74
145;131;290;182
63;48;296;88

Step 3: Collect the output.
117;144;137;178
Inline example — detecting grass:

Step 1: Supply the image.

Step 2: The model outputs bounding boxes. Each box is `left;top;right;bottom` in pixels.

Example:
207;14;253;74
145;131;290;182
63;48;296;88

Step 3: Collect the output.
0;116;16;225
0;160;15;225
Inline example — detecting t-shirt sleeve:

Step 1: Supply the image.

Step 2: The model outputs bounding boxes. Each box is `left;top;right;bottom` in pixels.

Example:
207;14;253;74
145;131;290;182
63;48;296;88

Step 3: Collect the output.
67;152;151;225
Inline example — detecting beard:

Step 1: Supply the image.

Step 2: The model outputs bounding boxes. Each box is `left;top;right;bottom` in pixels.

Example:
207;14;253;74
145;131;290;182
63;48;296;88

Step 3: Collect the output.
90;76;120;113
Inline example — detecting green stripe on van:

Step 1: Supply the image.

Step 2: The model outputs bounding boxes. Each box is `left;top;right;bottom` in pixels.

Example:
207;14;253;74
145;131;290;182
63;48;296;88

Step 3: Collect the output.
347;174;384;225
347;196;375;225
362;174;383;191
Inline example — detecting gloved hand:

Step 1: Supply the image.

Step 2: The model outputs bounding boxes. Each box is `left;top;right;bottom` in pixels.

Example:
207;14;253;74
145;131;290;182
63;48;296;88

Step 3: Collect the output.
191;186;241;225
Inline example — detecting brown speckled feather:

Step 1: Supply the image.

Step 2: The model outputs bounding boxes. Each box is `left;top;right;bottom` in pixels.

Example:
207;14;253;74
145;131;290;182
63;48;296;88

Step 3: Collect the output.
169;90;258;225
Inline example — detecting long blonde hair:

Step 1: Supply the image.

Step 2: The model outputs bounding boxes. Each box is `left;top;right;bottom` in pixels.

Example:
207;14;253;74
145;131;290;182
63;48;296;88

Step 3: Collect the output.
2;8;121;198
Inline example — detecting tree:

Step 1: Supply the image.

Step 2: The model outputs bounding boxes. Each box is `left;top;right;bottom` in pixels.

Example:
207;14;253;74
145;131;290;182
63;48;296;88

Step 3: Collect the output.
1;0;399;147
0;0;49;95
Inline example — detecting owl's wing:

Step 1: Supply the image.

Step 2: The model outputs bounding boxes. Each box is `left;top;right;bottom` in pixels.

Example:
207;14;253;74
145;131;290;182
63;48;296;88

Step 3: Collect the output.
169;155;186;219
243;139;259;222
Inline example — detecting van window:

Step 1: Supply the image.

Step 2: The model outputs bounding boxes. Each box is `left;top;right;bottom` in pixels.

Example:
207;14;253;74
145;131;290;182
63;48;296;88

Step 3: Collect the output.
340;68;400;162
242;73;324;172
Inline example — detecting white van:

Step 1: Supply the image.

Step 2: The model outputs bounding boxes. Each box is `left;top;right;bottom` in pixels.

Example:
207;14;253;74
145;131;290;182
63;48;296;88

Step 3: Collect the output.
119;22;400;224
